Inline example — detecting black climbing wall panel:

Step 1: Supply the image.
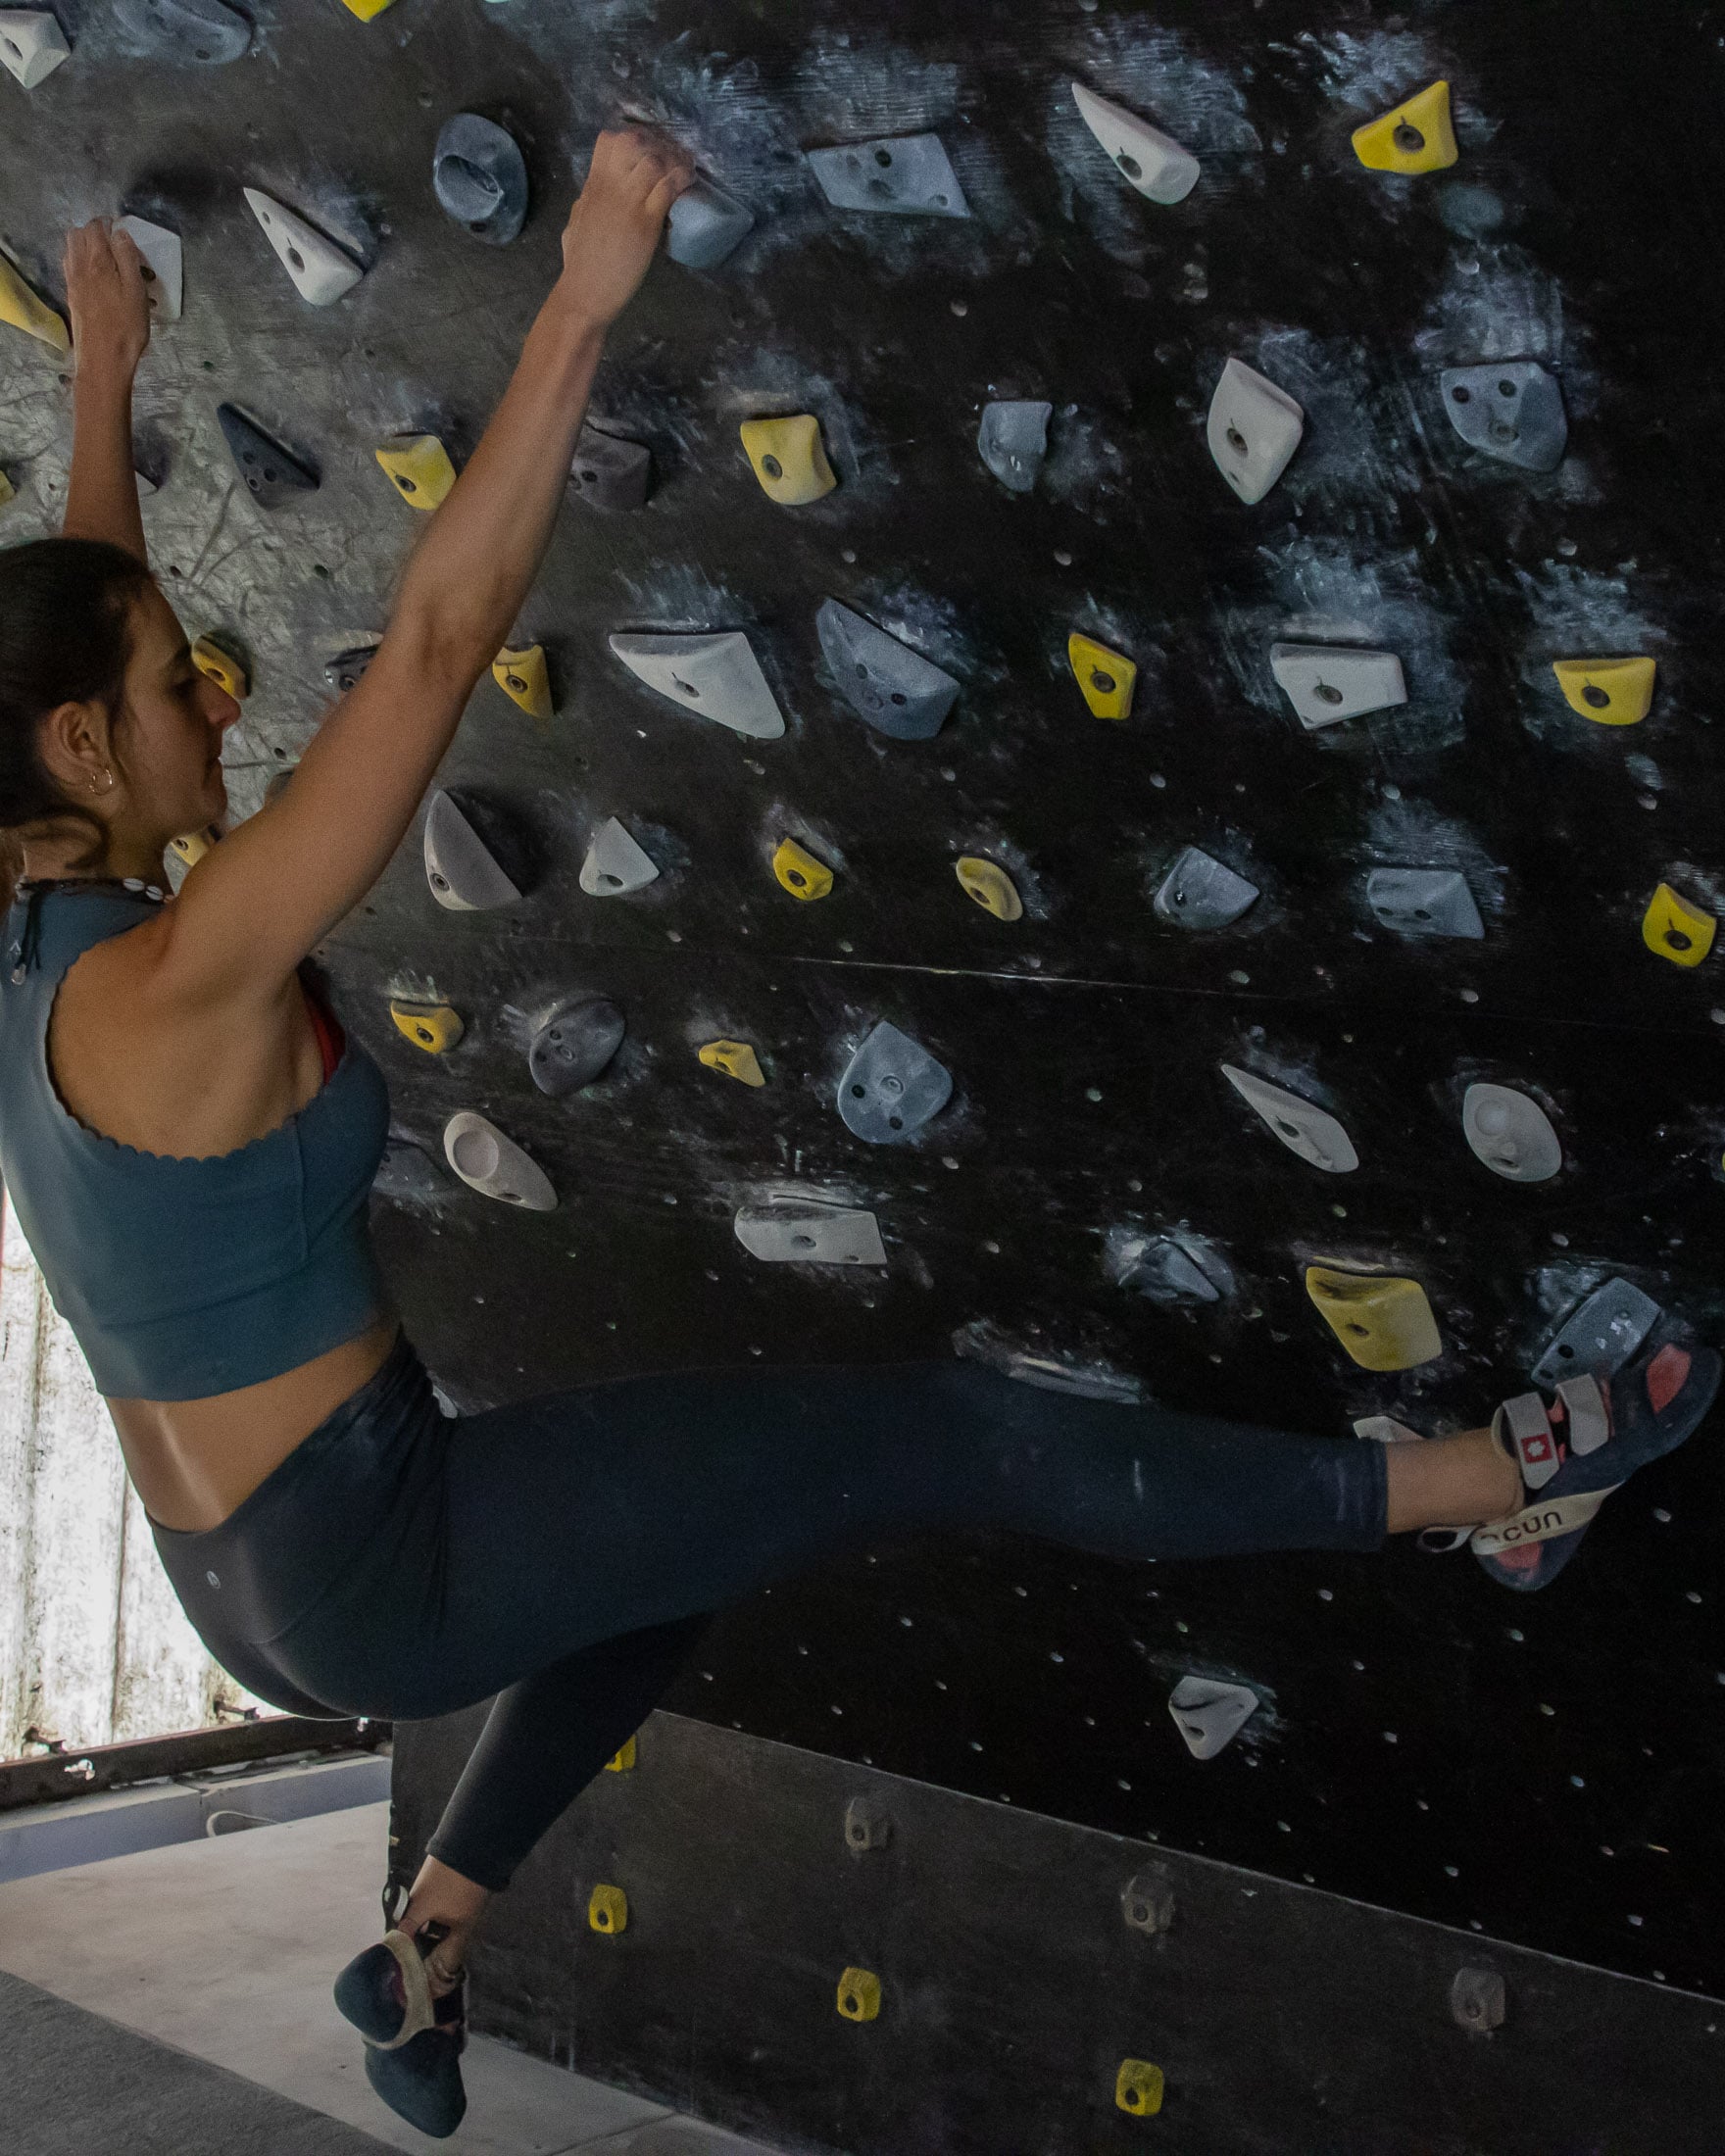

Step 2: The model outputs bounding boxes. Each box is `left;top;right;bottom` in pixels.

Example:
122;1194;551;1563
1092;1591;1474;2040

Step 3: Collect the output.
5;0;1723;2017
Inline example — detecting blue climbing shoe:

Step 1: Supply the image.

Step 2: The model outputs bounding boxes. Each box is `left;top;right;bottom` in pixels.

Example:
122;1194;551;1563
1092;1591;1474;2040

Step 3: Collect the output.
332;1921;468;2138
1469;1332;1720;1592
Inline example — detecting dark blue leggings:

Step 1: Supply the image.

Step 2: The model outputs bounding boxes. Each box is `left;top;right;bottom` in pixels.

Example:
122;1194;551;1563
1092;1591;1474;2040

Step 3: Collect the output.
150;1328;1386;1894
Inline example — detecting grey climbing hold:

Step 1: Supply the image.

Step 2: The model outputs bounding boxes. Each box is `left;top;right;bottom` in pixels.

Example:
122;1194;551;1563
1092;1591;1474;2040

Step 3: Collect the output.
216;404;318;510
0;12;71;89
1462;1083;1561;1183
976;401;1052;493
1530;1278;1660;1390
1069;82;1200;205
1221;1065;1358;1174
116;0;250;65
579;817;659;898
1119;1871;1176;1936
372;1140;443;1204
1355;1414;1424;1444
806;133;971;219
528;996;624;1096
323;645;378;696
423;790;521;911
1168;1676;1259;1760
1153;846;1258;931
838;1020;953;1145
1113;1234;1222;1305
1270;643;1406;729
665;177;755;268
433;114;528;247
734;1189;887;1267
443;1110;556;1211
951;1318;1147;1403
1366;868;1484;941
1440;361;1566;473
115;216;182;321
1451;1969;1507;2034
568;424;651;511
816;599;960;741
608;631;784;739
1207;358;1304;504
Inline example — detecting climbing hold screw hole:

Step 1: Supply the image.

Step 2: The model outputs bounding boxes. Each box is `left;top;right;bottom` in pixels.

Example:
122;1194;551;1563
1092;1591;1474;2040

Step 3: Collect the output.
1667;928;1693;951
578;467;597;483
1451;385;1471;404
890;691;908;706
1582;684;1610;708
1275;1119;1299;1138
850;1083;866;1098
672;676;699;698
286;247;306;273
600;872;622;888
873;148;893;167
1225;424;1248;455
1116;153;1142;179
787;869;807;888
889;1114;904;1129
762;454;783;479
1392;122;1425;153
396;474;416;493
1498;380;1518;398
792;1233;815;1249
1091;669;1115;694
1314;682;1344;705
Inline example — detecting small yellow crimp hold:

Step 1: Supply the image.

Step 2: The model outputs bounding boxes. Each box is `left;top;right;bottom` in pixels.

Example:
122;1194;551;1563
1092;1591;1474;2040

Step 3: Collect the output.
604;1736;637;1773
0;471;15;510
169;829;216;867
1552;656;1655;727
0;251;69;354
1115;2060;1165;2118
190;636;250;701
376;434;457;511
1306;1266;1442;1372
955;856;1023;921
492;644;553;720
1643;882;1716;968
389;1000;466;1054
1067;632;1136;719
836;1968;881;2023
588;1885;628;1935
1351;79;1457;173
739;415;837;506
773;836;834;902
699;1039;766;1087
340;0;396;16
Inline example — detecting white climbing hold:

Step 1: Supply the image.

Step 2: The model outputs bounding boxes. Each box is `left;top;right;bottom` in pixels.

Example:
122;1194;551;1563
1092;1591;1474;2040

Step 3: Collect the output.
734;1189;887;1266
423;790;520;911
1207;358;1304;504
1270;643;1406;729
1168;1676;1259;1760
1221;1065;1358;1174
0;11;69;88
806;133;970;218
1069;82;1200;205
1461;1083;1561;1183
608;630;785;740
115;216;182;321
242;187;363;307
1354;1414;1425;1444
579;816;659;897
442;1110;556;1212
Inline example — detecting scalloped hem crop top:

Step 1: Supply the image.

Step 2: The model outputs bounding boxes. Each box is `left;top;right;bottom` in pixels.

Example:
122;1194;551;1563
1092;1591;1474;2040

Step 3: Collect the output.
0;879;392;1400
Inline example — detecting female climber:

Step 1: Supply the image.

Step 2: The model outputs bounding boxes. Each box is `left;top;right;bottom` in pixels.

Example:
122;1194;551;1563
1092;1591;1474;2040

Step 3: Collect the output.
0;130;1712;2142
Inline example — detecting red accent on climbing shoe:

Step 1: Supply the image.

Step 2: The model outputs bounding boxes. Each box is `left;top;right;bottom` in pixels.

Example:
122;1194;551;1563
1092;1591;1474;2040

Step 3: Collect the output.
1646;1345;1691;1417
1497;1543;1542;1574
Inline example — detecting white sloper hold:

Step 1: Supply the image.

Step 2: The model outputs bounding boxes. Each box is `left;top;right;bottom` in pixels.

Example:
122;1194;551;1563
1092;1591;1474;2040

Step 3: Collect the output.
1270;643;1406;729
1207;357;1304;504
579;816;659;897
242;188;364;307
1461;1082;1561;1183
443;1111;556;1211
1070;82;1200;205
608;631;785;740
734;1189;887;1266
115;216;183;321
805;133;970;218
1168;1676;1259;1760
0;12;70;88
1221;1064;1358;1173
423;790;520;911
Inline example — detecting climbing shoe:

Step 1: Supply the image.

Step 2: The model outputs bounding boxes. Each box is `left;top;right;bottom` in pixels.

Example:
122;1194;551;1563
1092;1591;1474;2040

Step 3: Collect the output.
332;1920;468;2138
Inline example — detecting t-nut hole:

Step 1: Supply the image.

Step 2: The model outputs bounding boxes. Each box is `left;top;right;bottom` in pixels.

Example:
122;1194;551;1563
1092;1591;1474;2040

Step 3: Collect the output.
1392;122;1425;153
792;1233;815;1249
1091;669;1115;694
1667;927;1693;952
1225;423;1248;456
1497;379;1518;398
1314;681;1344;705
890;690;908;706
761;454;783;480
1116;152;1142;179
850;1082;866;1098
1275;1119;1300;1138
787;868;807;888
600;871;622;889
1451;384;1471;404
889;1114;904;1129
1582;684;1610;709
287;247;306;273
397;474;418;494
873;147;893;167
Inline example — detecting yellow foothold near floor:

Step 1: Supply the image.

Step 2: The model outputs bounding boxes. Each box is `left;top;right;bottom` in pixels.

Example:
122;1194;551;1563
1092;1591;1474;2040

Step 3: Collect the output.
955;856;1023;921
1351;79;1457;173
837;1968;881;2022
0;252;69;353
588;1885;628;1935
773;837;834;902
169;829;216;868
492;643;553;720
1306;1266;1442;1372
1067;632;1136;719
1552;656;1655;726
190;636;250;701
699;1039;767;1087
375;434;457;511
389;1000;466;1054
739;415;837;505
604;1737;637;1773
1115;2061;1166;2118
1643;882;1716;968
340;0;395;15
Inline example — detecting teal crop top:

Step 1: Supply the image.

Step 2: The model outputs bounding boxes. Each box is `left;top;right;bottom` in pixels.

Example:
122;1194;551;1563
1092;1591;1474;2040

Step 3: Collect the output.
0;880;392;1399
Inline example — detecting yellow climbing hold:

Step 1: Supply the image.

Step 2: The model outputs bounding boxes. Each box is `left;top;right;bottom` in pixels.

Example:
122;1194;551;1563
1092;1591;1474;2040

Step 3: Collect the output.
0;251;69;353
1643;883;1716;968
389;1000;466;1054
955;856;1023;921
340;0;395;15
604;1737;637;1773
1067;632;1136;719
836;1968;881;2023
1115;2061;1166;2119
1306;1266;1442;1372
588;1885;628;1936
492;644;552;720
739;415;836;505
190;636;249;701
1352;80;1457;173
699;1040;766;1087
773;837;834;902
1552;656;1655;727
0;471;14;509
169;827;216;867
375;434;457;511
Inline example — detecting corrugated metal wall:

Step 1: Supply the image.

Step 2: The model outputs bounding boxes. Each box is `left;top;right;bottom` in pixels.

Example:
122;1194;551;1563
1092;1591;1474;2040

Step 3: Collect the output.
0;1197;266;1760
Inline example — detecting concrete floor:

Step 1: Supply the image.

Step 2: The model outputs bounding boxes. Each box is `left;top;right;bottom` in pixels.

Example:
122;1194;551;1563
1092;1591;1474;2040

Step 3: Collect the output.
0;1797;783;2155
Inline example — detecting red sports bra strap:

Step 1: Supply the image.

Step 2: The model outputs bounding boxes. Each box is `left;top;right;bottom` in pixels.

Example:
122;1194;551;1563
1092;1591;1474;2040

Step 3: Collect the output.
301;977;346;1083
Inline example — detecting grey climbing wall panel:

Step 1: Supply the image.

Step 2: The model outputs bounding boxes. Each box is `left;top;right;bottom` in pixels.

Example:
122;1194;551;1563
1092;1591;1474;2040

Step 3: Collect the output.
3;0;1723;2031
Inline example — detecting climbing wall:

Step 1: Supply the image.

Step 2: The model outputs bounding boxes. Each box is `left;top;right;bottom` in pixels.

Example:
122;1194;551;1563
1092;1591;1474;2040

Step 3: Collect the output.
4;0;1724;2021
